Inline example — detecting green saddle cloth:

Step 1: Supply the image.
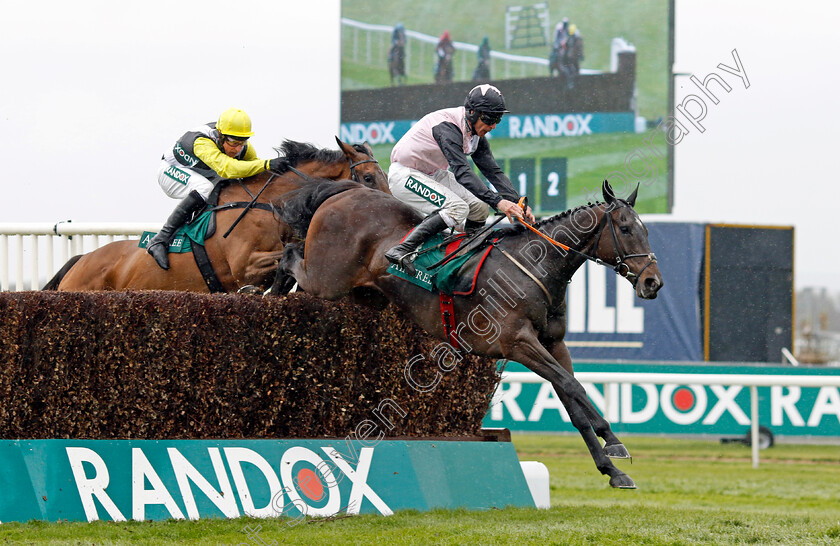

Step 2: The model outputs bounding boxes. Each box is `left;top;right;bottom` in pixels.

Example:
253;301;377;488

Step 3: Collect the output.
137;210;213;253
386;232;487;294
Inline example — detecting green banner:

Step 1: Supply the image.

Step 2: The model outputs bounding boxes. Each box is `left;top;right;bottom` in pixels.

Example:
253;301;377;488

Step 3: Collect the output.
484;362;840;438
0;439;533;523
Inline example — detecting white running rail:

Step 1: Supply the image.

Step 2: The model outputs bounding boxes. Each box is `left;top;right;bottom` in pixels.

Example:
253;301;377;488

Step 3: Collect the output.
0;222;160;291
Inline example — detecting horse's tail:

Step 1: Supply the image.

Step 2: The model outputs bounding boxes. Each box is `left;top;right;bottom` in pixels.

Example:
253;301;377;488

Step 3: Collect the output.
42;254;83;290
278;179;360;238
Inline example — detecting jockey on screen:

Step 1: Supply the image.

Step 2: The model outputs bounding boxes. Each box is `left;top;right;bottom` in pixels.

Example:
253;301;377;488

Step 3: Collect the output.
148;107;285;270
384;84;535;275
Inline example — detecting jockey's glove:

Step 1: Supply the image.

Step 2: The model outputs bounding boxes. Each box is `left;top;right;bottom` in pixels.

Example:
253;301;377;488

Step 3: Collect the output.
267;158;289;173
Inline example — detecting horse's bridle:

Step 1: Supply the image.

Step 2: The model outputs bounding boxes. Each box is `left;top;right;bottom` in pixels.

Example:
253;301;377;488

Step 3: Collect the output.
592;204;657;287
348;158;378;184
513;202;656;288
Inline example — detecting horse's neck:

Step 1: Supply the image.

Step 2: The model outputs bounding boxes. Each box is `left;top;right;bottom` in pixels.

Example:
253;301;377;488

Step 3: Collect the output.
217;172;298;204
297;159;347;180
528;204;606;285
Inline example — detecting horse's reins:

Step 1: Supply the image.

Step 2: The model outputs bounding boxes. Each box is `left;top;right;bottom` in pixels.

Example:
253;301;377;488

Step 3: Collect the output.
222;173;277;238
505;200;656;290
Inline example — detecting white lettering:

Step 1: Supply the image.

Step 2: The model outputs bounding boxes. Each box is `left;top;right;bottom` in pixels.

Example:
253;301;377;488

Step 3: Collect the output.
223;447;284;518
771;386;805;427
66;447;126;522
132;448;185;521
322;447;393;516
528;383;569;422
702;385;750;425
806;387;840;427
587;263;615;333
168;447;238;520
620;383;658;423
490;382;527;421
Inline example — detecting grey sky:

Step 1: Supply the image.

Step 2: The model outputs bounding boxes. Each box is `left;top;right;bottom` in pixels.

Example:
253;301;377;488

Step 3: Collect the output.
1;0;835;292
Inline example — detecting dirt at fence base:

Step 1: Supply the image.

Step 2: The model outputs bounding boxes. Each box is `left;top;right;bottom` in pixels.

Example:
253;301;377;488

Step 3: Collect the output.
0;291;499;440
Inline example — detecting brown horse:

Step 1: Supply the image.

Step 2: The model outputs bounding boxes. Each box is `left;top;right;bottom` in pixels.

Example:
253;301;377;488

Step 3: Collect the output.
44;138;389;293
272;178;663;488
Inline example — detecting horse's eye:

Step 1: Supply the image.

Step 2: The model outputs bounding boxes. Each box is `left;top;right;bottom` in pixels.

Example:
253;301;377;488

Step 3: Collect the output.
620;226;631;234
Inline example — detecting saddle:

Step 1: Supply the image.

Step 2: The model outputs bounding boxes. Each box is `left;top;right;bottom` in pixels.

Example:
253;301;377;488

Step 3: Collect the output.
386;228;499;296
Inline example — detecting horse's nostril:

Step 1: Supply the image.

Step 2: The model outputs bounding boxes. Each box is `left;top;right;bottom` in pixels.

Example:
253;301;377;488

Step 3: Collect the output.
646;277;662;291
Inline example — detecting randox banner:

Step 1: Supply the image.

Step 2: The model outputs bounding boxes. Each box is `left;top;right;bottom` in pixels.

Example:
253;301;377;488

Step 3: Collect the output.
485;361;840;439
0;439;534;523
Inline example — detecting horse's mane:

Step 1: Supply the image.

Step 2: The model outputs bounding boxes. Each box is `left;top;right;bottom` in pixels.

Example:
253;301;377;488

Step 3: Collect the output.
269;140;358;174
504;201;605;236
278;179;362;239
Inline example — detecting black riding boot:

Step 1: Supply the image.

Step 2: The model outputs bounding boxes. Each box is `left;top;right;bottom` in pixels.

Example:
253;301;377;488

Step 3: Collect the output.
147;190;206;270
465;218;486;233
385;214;448;277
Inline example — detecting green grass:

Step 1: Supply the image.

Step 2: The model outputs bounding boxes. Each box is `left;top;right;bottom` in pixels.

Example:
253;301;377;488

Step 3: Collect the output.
341;0;670;120
4;435;839;544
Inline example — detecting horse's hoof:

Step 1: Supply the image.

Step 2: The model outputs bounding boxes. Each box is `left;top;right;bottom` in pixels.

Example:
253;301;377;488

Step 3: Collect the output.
237;285;262;295
604;443;631;459
609;474;637;489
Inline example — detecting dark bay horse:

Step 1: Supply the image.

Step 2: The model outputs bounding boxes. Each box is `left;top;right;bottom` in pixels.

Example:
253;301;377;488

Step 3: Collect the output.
45;138;389;293
273;179;663;488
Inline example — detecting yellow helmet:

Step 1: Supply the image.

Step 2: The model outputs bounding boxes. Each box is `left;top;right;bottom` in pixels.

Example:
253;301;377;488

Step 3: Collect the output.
217;108;255;138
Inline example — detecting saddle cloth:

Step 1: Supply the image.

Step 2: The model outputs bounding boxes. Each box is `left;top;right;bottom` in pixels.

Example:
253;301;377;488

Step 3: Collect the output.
137;210;213;253
386;231;495;295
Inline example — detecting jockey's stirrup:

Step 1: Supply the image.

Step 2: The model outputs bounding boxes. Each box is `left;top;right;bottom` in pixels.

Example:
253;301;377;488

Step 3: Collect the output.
465;218;487;233
385;214;448;277
147;190;206;270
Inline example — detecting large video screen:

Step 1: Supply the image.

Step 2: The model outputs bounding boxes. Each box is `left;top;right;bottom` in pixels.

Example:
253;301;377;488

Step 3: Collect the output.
340;0;673;215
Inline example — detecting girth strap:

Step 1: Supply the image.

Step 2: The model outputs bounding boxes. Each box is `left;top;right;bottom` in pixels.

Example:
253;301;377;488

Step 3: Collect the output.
191;242;225;293
439;293;458;350
439;239;461;349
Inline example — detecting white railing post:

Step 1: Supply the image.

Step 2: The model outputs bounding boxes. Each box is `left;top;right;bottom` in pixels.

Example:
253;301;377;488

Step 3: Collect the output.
0;235;8;291
15;235;23;292
30;236;39;290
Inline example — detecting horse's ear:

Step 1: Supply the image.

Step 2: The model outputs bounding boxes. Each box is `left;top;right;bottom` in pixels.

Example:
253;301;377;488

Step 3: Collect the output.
602;179;616;205
627;183;639;207
335;136;353;154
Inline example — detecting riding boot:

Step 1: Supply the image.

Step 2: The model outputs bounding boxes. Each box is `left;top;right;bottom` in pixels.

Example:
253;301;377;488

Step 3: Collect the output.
385;214;448;277
465;218;486;233
147;190;206;270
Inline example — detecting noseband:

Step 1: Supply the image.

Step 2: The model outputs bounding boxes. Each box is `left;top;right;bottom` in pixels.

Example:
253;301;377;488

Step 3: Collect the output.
596;205;657;287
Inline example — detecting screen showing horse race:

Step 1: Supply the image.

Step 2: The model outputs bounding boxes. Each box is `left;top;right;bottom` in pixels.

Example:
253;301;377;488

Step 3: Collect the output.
340;0;673;216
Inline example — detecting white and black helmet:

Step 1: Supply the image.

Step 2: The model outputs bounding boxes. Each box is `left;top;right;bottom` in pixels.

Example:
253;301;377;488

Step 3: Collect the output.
464;84;509;125
465;84;509;113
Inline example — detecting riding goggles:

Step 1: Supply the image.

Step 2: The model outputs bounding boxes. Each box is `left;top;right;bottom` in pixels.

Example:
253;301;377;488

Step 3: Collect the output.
223;135;249;146
480;112;504;125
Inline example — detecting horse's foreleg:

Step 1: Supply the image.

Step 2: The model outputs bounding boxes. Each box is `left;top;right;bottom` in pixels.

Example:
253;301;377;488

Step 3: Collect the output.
549;340;631;460
267;243;304;296
506;335;635;488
